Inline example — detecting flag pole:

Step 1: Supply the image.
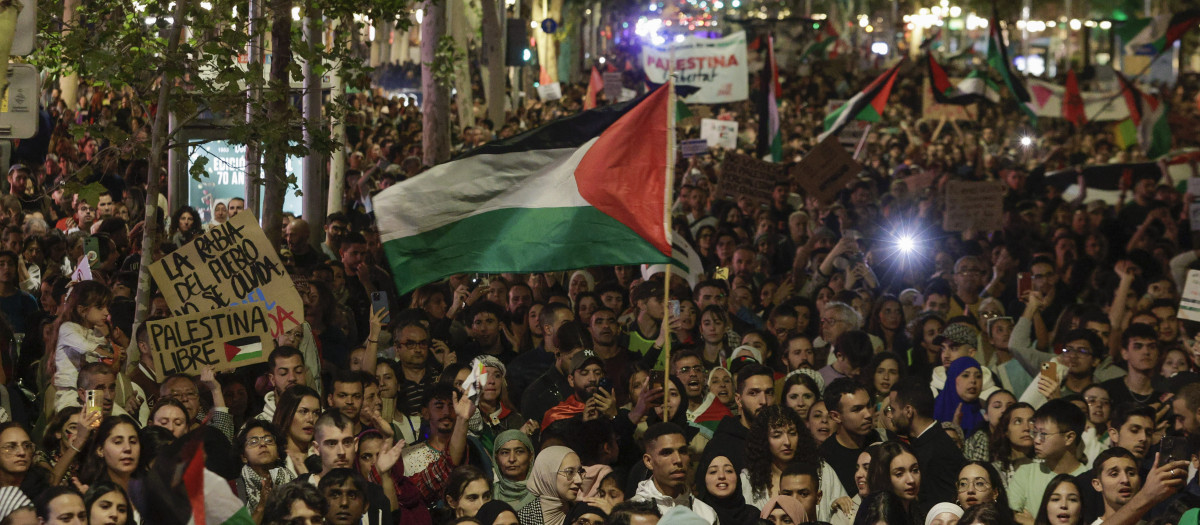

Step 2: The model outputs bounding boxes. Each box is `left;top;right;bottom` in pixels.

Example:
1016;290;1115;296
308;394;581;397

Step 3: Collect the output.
662;50;677;389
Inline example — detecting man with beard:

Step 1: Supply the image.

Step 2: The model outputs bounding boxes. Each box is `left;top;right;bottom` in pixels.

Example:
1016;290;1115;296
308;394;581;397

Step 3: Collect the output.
318;469;372;525
704;364;774;468
782;334;816;371
326;371;365;436
459;301;516;364
402;383;476;507
631;423;719;524
321;212;349;260
522;321;588;421
256;346;309;421
589;306;636;406
540;349;611;430
670;350;730;425
886;377;965;513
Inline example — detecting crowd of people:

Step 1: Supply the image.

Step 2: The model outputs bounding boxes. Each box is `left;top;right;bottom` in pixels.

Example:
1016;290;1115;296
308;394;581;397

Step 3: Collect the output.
4;26;1200;525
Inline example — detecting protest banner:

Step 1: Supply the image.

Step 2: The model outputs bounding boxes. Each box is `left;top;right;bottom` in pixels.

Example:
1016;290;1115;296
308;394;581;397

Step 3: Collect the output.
680;139;710;158
700;118;738;150
719;153;785;208
147;303;273;377
148;212;304;338
642;31;749;104
922;79;975;121
901;169;938;194
1181;269;1200;322
943;180;1005;231
603;72;623;100
791;135;863;203
537;82;563;101
1025;80;1131;121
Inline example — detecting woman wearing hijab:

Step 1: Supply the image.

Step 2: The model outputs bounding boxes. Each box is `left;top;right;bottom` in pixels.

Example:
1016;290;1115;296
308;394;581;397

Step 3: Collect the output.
760;495;809;524
517;446;584;525
924;502;964;525
493;430;536;511
476;500;520;525
693;451;758;525
935;357;987;437
562;504;607;525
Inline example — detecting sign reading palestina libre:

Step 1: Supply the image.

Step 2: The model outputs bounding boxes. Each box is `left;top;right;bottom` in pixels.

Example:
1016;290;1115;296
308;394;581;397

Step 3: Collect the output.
147;212;305;373
641;31;749;104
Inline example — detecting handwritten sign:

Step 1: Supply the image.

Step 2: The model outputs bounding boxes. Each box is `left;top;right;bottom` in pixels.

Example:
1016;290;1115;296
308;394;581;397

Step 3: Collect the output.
148;212;304;337
943;181;1005;232
603;72;623;101
701;118;738;150
641;31;749;104
681;139;710;158
922;79;976;121
537;82;562;101
148;303;273;377
791;135;863;203
719;153;785;208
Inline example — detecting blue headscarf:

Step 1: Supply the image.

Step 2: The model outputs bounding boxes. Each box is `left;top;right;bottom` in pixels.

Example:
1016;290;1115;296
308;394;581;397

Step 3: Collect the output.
934;357;986;436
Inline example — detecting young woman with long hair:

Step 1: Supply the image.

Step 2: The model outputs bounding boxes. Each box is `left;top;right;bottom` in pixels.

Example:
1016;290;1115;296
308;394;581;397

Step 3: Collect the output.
955;461;1014;524
868;295;910;353
742;405;846;510
989;402;1036;489
782;372;821;420
78;415;141;493
696;305;734;369
867;441;921;523
84;481;131;525
1032;474;1084;525
168;205;202;246
271;385;322;477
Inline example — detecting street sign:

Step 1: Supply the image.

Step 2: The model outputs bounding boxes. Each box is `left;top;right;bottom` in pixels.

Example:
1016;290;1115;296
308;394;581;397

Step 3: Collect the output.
0;65;38;139
541;18;558;34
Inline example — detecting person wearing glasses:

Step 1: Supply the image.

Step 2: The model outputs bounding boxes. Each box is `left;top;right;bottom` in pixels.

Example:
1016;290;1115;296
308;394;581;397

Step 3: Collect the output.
518;445;585;525
234;420;294;520
392;319;439;418
630;423;718;524
1007;400;1088;522
948;256;989;320
0;422;49;504
1020;330;1105;409
955;461;1014;524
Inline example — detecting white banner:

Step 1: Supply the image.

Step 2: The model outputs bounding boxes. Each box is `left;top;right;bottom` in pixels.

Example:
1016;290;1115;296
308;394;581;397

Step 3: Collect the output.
700;119;738;150
641;31;749;104
1025;80;1131;122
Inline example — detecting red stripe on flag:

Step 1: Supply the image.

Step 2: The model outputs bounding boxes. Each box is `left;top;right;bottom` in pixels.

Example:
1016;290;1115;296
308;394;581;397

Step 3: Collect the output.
928;54;953;95
868;67;900;115
1063;70;1086;127
183;444;206;525
575;85;671;257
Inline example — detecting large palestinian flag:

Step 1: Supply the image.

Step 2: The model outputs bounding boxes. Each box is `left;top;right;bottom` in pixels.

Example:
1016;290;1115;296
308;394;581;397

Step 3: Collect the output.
927;53;997;105
987;17;1036;121
1118;10;1200;57
374;85;677;295
1115;72;1171;159
819;59;904;142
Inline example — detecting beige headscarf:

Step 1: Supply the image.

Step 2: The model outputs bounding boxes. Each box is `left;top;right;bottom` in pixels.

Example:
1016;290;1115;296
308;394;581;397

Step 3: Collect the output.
527;446;578;525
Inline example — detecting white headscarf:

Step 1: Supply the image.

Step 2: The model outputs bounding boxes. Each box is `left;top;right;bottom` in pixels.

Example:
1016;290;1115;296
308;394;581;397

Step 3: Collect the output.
527;446;578;525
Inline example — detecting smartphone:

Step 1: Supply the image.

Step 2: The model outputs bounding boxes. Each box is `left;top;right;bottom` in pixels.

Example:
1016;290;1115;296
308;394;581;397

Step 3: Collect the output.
85;237;100;263
598;376;613;394
1159;436;1189;466
714;267;730;280
648;370;665;388
1040;361;1058;381
668;299;680;318
85;389;102;427
370;291;390;324
1018;272;1032;297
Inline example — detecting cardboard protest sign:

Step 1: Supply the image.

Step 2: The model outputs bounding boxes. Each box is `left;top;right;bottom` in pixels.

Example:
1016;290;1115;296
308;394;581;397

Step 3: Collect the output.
943;181;1005;232
603;72;623;100
642;31;749;104
148;212;304;338
791;135;863;203
700;118;738;150
922;79;975;121
537;82;562;101
718;153;785;208
147;303;273;377
901;169;938;194
1180;270;1200;322
680;139;710;158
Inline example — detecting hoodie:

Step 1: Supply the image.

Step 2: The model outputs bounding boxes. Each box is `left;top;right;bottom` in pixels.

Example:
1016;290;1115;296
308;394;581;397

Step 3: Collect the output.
632;479;721;525
704;416;748;468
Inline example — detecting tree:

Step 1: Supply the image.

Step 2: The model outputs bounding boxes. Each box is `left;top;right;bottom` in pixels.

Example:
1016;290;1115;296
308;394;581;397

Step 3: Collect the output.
421;0;451;165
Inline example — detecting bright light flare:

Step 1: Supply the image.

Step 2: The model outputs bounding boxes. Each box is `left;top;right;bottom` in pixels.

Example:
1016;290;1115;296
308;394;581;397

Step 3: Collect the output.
897;235;915;253
1020;136;1033;147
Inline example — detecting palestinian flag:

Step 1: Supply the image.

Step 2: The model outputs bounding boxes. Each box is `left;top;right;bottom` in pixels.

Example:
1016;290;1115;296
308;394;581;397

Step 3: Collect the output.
1118;10;1200;57
758;34;782;162
584;66;603;110
800;21;839;60
1115;72;1171;159
956;71;1001;104
819;59;904;142
987;17;1036;121
374;85;677;295
1063;69;1086;127
689;394;733;438
1112;119;1138;151
927;53;996;105
184;444;255;525
224;336;263;363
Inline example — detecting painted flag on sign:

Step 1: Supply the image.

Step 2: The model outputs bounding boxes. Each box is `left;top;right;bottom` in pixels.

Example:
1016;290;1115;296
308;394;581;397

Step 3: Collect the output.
224;336;263;363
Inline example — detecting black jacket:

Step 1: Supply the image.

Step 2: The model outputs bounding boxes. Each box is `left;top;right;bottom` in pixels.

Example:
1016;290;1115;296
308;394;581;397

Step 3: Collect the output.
520;366;570;421
911;422;967;511
705;416;749;468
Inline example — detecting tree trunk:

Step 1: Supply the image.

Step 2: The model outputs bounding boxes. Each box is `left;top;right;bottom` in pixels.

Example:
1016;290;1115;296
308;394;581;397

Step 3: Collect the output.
60;0;79;110
450;0;473;130
133;0;188;336
421;0;450;166
301;5;325;244
480;0;505;128
262;0;293;247
244;0;264;214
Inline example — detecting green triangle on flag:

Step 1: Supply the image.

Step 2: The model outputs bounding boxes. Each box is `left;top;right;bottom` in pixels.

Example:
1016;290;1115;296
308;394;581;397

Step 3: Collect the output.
676;100;693;122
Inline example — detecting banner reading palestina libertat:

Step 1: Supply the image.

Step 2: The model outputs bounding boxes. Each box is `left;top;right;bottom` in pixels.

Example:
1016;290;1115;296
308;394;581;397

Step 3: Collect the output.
1025;80;1131;122
641;31;748;104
